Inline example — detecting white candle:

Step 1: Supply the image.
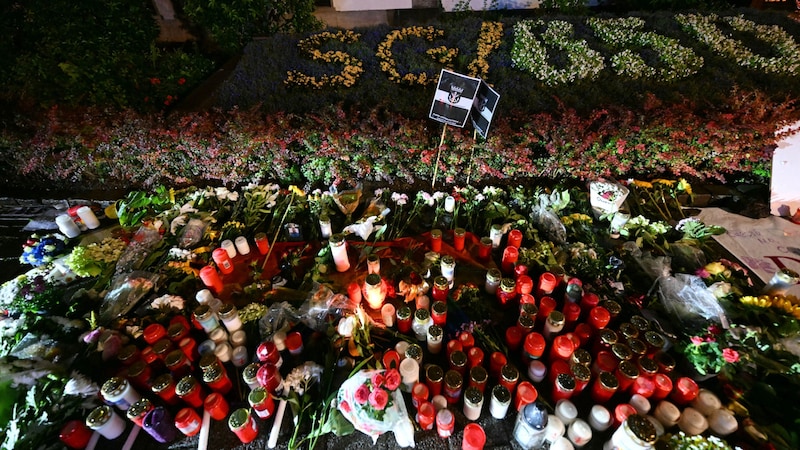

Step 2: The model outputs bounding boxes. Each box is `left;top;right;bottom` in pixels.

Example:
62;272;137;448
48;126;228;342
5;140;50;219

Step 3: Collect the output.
550;436;575;450
708;408;738;436
567;419;592;448
214;342;232;363
56;214;81;238
220;239;237;258
427;325;443;354
678;407;708;436
647;415;665;438
555;399;578;426
544;415;566;444
463;387;483;421
528;360;547;383
630;394;651;416
381;304;395;327
489;224;503;248
588;405;611;432
77;206;101;229
209;327;228;344
319;215;332;239
415;294;430;311
329;234;350;272
440;255;455;282
234;236;250;255
444;195;455;213
395;341;409;359
230;330;246;347
431;395;448;411
489;385;511;419
399;358;419;391
232;346;248;367
195;289;214;305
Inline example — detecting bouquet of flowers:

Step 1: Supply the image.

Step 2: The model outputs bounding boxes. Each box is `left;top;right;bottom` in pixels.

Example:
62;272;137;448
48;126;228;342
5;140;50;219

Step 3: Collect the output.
19;233;69;267
336;368;414;446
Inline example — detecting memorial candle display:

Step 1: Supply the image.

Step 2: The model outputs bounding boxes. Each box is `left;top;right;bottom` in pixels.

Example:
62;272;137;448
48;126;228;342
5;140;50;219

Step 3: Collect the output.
329;233;351;272
453;227;466;251
364;273;385;309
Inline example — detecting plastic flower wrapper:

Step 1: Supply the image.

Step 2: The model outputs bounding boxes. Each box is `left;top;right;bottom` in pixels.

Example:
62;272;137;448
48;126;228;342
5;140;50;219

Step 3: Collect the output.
531;191;569;244
98;271;160;324
336;368;414;447
114;225;163;275
297;283;358;332
588;179;629;217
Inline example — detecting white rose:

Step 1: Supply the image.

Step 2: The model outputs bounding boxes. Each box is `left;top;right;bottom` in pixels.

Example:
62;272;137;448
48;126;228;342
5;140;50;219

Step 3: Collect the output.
337;316;356;338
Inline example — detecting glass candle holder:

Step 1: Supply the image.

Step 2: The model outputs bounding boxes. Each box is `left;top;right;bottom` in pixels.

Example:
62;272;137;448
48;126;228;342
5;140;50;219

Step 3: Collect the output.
485;268;502;295
489;224;503;248
60;419;94;449
497;278;517;308
430;229;443;252
552;373;576;402
417;401;436;430
218;303;243;333
412;308;433;341
463;386;484;421
478;237;493;260
436;408;455;438
431;301;447;327
254;232;269;255
364;273;385;309
431;276;449;303
427;325;443;354
228;408;259;444
453;227;467;251
86;405;126;440
396;306;412;334
425;364;444;397
501;246;519;274
443;370;463;404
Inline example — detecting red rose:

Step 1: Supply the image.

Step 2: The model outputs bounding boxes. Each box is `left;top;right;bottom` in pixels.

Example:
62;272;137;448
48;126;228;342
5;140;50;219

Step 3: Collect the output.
354;384;370;404
369;388;389;410
340;400;351;413
722;348;740;364
384;369;401;391
371;372;385;388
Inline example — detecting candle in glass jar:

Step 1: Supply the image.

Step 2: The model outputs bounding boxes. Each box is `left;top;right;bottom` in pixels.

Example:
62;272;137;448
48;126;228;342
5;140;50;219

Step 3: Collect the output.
329;234;350;272
412;308;433;341
485;268;502;295
220;239;237;258
468;365;488;394
218;303;242;333
424;324;442;354
478;237;493;260
497;278;517;307
101;377;141;411
528;360;547;383
396;306;412;334
678;407;708;436
254;232;269;255
453;228;467;251
175;376;205;408
544;311;566;340
463;386;484;421
86;405;127;440
588;405;612;432
607;414;657;450
430;229;443;252
126;398;154;427
500;364;520;395
440;255;456;282
538;296;557;323
538;272;558;297
425;364;444;397
489;224;503;248
318;214;332;239
228;408;259;444
567;419;592;448
490;384;511;419
443;370;463;404
431;276;449;303
505;326;524;351
364;273;385;309
212;248;234;275
430;301;447;326
591;371;619;403
416;401;436;430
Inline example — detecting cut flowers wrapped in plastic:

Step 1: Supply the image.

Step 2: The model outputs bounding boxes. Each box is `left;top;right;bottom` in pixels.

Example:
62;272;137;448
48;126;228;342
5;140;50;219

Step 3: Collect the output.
336;368;414;446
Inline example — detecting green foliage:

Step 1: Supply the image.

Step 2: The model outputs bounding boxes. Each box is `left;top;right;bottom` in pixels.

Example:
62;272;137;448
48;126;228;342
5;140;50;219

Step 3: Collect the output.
180;0;323;55
0;0;215;110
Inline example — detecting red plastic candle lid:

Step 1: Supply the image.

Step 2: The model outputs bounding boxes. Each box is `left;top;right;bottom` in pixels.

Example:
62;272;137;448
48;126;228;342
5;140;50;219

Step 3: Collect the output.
458;332;475;350
285;331;303;353
524;332;546;358
516;275;534;295
382;350;401;370
581;292;600;309
539;296;556;318
538;272;558;293
563;302;581;323
505;326;524;348
574;323;593;347
143;323;168;345
552;335;575;360
589;306;611;329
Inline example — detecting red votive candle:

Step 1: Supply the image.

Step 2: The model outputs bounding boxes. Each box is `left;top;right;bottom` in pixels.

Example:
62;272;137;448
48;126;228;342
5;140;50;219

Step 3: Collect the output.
412;382;430;409
248;387;276;419
489;352;507;379
174;408;202;437
430;229;443;253
515;264;529;278
228;408;259;444
199;266;224;294
425;364;444;397
383;350;401;370
514;381;538;411
613;404;637;428
523;332;546;361
671;377;699;405
507;229;523;248
592;350;619;377
397;306;412;334
175;376;205;408
588;306;611;330
285;331;304;355
453;228;466;251
432;277;449;303
436;408;455;438
431;301;447;327
552;373;576;402
446;340;463;358
143;324;168;345
580;292;600;313
477;237;492;261
591;371;619;403
256;341;281;365
549;335;575;363
505;326;524;352
549;359;571;382
499;364;520;395
538;297;556;323
417;401;436;430
651;373;673;400
212;248;234;275
59;419;94;449
449;350;468;376
467;346;484;368
631;375;656;398
468;366;488;393
254;232;269;255
537;272;558;296
151;373;179;406
516;275;534;296
204;392;230;421
463;423;486;450
574;323;593;347
571;363;591;394
347;281;362;303
562;302;581;331
615;361;639;393
257;363;282;393
458;331;475;351
501;246;519;274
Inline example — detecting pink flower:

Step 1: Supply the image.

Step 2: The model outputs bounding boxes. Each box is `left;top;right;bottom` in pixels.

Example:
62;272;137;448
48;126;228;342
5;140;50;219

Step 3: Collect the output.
705;336;716;343
354;384;370;405
384;369;401;391
707;324;721;335
340;400;351;413
722;348;740;363
371;372;385;389
368;387;389;410
690;336;704;346
695;268;710;278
